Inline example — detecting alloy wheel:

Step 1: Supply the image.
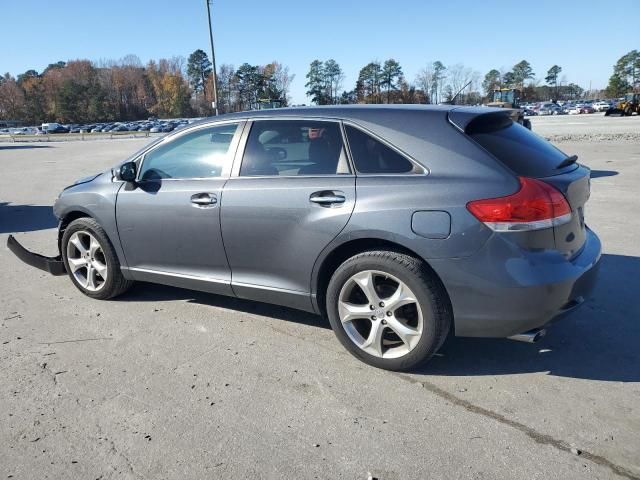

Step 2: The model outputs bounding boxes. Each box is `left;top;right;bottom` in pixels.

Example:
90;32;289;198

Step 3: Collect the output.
66;231;108;292
338;270;423;359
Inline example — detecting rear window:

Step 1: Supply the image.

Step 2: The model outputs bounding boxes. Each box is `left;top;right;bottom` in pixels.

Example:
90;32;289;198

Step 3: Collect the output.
345;125;416;174
467;113;572;177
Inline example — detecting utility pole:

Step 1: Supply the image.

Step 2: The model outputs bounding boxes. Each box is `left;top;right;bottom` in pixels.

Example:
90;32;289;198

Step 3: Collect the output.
206;0;219;115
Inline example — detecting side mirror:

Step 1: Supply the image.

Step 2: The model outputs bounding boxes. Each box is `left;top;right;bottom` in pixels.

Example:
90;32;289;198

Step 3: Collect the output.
118;161;137;182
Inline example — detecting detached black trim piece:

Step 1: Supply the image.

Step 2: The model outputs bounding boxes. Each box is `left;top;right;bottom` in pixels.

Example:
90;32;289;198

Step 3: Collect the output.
6;235;66;276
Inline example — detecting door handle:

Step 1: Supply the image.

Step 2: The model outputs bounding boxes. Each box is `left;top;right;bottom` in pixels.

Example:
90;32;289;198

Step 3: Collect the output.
190;193;217;206
309;191;346;206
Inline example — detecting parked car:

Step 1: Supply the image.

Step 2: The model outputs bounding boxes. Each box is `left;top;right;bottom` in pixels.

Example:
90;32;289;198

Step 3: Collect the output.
10;127;39;135
592;101;611;112
7;106;601;371
41;122;69;134
579;105;596;114
537;103;557;115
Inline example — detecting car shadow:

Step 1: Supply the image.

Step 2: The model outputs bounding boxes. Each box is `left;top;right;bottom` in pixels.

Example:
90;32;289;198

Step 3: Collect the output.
113;253;638;382
0;144;52;150
117;282;331;331
417;253;640;382
590;170;618;178
0;203;58;234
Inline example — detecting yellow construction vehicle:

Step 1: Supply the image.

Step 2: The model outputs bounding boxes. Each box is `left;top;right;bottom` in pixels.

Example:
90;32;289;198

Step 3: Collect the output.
486;88;532;129
487;88;522;108
605;93;640;116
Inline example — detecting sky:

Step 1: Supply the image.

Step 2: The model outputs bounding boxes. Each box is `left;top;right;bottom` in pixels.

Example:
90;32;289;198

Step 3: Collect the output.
2;0;638;104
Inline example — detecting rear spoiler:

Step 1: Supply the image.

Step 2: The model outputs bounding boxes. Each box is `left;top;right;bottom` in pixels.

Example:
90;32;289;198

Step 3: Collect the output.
448;107;519;133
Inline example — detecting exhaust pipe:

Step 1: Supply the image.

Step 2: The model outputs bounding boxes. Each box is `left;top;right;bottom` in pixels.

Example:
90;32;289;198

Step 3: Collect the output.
508;328;546;343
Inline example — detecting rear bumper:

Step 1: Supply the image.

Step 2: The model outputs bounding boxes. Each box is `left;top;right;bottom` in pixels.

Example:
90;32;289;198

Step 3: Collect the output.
430;227;601;338
6;235;66;276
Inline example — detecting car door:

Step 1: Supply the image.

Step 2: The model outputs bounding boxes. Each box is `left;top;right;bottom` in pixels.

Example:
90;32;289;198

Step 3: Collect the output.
115;121;244;295
221;118;356;311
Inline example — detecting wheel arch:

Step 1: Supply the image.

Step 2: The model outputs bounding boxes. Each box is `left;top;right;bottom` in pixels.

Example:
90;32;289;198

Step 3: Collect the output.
312;236;452;320
57;209;93;253
57;209;127;269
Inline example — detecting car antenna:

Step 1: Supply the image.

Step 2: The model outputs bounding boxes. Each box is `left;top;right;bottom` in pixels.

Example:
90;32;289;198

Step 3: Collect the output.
450;80;473;105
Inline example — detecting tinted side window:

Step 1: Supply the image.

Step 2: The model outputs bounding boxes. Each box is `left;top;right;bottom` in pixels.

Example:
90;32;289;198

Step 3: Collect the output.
467;114;571;177
139;123;238;180
240;120;349;176
345;125;414;174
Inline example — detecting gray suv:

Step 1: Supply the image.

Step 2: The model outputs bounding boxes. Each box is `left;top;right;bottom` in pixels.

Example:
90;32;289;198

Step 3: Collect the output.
8;105;601;371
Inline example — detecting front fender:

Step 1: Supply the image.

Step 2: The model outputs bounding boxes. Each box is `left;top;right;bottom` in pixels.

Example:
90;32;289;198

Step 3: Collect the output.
54;177;128;268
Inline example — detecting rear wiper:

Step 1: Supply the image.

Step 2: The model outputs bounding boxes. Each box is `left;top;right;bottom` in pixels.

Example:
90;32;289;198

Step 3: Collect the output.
556;154;578;169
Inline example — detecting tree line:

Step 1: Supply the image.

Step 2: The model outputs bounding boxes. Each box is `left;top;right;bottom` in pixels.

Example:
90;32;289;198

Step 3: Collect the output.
0;50;294;124
303;52;639;106
304;58;598;106
605;50;640;97
1;49;636;124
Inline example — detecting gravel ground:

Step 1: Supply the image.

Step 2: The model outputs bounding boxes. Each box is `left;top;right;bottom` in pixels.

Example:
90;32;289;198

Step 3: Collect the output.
531;112;640;142
1;122;639;479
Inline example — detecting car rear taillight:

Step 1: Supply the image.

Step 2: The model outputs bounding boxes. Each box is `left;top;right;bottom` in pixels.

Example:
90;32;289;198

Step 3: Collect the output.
467;177;572;232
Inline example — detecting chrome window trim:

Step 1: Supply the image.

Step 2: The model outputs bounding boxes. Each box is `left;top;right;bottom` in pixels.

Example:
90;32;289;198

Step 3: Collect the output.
341;120;429;176
135;120;246;182
226;174;356;180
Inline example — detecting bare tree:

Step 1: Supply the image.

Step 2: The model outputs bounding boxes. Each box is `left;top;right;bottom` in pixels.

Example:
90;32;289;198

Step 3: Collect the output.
415;65;435;103
270;61;295;106
446;63;477;103
216;63;236;113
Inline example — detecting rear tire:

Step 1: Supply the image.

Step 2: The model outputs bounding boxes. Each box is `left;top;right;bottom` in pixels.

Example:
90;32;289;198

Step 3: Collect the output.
326;250;451;371
61;218;133;300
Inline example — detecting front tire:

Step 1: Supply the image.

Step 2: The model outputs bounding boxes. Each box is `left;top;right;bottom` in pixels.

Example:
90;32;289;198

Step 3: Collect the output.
326;250;451;371
61;217;133;300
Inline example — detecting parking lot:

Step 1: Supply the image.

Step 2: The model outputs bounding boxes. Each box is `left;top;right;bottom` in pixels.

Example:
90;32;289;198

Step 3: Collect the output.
1;114;639;479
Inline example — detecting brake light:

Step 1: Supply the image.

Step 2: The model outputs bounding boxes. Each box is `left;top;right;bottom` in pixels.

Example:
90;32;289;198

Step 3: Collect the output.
467;177;572;232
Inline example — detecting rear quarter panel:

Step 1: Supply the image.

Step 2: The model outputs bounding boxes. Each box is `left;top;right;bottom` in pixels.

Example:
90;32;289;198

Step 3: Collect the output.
312;113;521;295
